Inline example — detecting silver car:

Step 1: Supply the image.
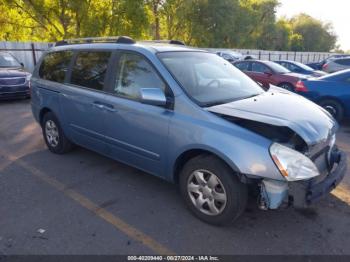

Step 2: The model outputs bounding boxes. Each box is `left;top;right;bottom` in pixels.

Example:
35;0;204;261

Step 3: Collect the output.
323;57;350;73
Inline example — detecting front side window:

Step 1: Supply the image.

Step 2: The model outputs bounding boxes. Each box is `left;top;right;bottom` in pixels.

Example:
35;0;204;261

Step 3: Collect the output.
112;53;166;100
70;51;111;90
0;53;21;68
39;51;73;83
158;52;264;107
252;62;270;73
235;61;250;71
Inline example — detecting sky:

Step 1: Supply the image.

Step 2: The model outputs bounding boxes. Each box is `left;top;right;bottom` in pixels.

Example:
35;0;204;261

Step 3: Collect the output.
277;0;349;50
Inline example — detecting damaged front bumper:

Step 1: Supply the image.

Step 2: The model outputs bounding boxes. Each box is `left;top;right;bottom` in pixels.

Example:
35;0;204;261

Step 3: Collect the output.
260;149;347;209
289;150;347;208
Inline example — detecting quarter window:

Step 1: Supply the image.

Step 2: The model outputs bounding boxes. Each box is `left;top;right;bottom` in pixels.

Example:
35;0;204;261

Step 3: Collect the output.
39;51;73;83
112;53;165;100
70;51;111;90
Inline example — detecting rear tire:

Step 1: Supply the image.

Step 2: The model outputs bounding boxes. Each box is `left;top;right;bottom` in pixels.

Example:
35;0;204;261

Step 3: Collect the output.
318;99;344;122
42;112;74;154
179;154;247;226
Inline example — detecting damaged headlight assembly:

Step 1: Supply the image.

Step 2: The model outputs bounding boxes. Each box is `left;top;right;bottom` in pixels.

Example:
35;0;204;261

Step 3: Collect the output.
270;143;320;181
259;143;321;210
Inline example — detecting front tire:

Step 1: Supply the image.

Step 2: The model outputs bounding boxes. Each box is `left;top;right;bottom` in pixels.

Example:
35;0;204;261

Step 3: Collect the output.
42;112;74;154
179;154;247;226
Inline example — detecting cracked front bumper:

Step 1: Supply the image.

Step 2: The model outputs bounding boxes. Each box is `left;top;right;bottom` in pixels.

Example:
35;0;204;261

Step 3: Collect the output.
289;150;347;208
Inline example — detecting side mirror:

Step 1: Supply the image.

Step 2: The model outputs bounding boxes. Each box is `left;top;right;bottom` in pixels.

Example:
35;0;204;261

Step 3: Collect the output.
20;62;24;67
139;88;167;106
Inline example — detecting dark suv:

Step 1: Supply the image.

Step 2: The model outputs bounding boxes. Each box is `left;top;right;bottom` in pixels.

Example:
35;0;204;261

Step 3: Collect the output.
0;52;31;100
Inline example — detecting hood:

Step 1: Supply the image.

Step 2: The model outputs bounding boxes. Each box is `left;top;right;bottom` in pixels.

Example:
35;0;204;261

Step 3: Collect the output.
207;86;337;146
0;68;29;78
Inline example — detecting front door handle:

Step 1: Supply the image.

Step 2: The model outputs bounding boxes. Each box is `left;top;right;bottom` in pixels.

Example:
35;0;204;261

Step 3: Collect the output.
92;102;105;109
92;101;117;112
103;104;117;112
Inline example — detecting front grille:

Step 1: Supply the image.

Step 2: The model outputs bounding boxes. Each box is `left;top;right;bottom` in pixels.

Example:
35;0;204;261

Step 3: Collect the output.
0;77;26;86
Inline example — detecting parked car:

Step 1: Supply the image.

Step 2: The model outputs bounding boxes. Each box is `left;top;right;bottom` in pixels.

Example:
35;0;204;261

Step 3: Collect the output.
274;60;326;77
216;50;243;63
307;54;350;70
322;57;350;73
0;52;31;100
31;36;347;225
233;60;310;91
216;51;256;63
295;69;350;122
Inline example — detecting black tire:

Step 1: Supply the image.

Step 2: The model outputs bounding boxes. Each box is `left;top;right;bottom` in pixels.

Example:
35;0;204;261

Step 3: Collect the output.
179;154;247;226
318;99;344;122
42;112;74;154
278;82;294;92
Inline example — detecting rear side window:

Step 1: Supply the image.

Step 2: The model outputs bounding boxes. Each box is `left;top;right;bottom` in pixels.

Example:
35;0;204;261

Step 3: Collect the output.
70;51;111;90
39;51;73;83
111;53;166;100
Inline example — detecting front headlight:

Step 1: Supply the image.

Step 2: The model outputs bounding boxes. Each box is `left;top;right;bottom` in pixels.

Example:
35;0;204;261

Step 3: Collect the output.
270;143;319;181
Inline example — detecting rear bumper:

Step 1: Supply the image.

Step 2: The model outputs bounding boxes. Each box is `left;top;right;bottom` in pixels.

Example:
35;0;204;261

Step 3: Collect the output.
289;150;347;208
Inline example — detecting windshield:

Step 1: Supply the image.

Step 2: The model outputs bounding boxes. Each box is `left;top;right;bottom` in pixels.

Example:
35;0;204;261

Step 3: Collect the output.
158;52;264;106
264;61;290;74
0;53;21;67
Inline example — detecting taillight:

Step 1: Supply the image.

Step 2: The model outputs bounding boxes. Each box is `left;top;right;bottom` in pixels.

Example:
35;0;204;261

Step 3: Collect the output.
295;80;308;92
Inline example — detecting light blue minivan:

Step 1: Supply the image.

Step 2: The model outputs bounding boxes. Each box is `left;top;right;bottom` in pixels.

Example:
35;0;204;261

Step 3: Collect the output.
31;37;347;225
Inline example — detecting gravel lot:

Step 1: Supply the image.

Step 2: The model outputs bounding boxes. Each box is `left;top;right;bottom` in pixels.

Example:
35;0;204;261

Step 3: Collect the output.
1;99;350;255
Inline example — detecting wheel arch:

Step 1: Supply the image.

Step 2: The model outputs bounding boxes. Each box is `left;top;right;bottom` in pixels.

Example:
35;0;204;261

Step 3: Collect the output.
315;96;346;107
39;107;52;125
316;96;348;117
172;147;242;185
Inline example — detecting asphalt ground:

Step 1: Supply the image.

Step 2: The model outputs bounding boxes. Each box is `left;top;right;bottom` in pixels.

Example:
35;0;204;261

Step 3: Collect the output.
0;99;350;255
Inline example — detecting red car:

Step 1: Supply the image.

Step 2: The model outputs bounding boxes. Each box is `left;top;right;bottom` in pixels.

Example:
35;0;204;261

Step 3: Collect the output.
233;60;310;91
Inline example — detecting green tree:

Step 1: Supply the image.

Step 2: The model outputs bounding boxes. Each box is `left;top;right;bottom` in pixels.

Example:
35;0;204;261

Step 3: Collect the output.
290;13;337;52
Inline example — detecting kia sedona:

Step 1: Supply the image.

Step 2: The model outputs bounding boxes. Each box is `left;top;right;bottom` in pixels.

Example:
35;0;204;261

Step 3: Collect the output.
31;36;347;225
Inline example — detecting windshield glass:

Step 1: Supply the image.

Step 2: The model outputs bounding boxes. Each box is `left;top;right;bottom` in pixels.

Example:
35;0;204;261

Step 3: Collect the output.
0;53;21;67
158;52;264;106
264;61;290;74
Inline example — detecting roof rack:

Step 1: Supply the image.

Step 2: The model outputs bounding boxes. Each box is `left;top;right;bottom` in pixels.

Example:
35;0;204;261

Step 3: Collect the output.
55;36;135;46
139;40;186;46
